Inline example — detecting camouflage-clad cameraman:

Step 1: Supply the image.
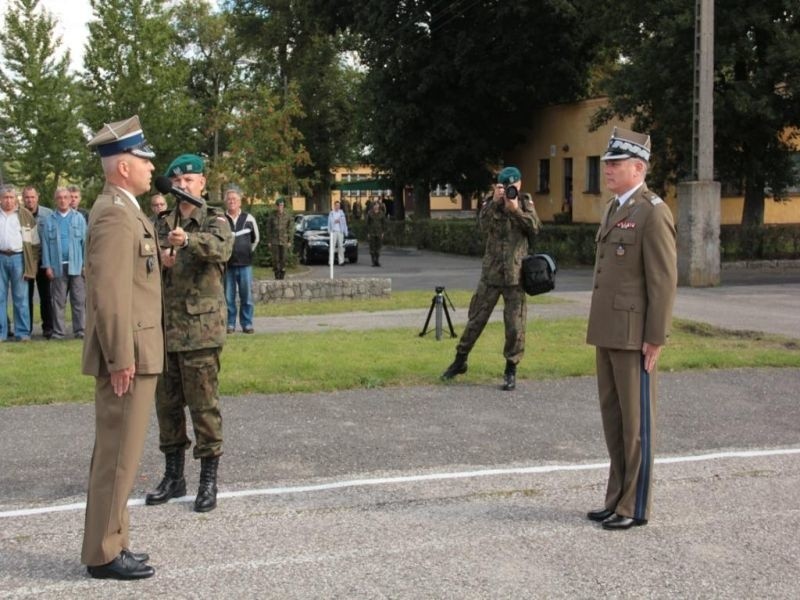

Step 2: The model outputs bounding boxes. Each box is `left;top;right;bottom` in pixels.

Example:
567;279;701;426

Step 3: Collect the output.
146;153;233;513
441;166;540;391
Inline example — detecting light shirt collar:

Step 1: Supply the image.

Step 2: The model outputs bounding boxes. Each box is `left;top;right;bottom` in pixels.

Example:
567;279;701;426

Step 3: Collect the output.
617;183;644;209
116;187;140;210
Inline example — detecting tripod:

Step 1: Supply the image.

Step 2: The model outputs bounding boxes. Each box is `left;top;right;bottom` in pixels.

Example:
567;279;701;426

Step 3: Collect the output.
419;286;456;340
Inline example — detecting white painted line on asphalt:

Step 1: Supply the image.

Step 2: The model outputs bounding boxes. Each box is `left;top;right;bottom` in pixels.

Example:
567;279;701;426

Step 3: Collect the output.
2;447;799;520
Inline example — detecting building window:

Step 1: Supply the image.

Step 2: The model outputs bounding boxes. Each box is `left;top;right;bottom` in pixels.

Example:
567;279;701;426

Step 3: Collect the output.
586;156;601;193
537;159;550;193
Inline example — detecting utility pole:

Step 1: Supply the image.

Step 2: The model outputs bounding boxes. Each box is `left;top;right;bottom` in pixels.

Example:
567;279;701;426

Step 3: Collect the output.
677;0;721;287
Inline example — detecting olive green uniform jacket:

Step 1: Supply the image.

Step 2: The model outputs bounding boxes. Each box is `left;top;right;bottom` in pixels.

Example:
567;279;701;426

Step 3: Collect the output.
157;203;233;352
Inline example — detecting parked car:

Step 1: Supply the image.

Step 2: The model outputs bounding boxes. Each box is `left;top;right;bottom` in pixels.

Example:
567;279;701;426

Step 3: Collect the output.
293;213;359;265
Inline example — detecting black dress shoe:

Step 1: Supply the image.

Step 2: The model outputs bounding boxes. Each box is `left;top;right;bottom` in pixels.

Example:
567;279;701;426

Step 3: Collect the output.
87;551;155;580
123;549;149;563
601;514;647;530
587;507;615;522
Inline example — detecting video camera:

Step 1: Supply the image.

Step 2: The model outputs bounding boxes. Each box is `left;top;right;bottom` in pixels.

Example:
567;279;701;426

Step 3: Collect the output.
503;185;519;200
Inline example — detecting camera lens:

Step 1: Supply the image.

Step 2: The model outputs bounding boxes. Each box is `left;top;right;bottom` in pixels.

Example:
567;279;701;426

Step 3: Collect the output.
505;186;518;200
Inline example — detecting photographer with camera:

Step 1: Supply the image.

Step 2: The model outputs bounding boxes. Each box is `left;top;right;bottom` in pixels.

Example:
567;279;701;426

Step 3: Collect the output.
441;166;540;391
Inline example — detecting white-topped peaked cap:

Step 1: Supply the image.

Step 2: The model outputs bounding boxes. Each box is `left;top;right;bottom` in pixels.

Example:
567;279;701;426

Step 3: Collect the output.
87;115;155;159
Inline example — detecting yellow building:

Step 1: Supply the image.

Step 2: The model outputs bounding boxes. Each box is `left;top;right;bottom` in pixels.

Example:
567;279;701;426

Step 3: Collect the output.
504;97;800;224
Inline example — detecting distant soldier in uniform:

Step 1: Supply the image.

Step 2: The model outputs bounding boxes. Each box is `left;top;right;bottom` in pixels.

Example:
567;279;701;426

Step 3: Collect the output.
145;153;233;513
441;166;540;391
365;198;387;266
585;127;677;530
81;115;161;579
268;197;293;280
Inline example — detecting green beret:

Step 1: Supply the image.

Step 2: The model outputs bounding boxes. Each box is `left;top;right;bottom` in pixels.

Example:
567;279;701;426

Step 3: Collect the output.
275;196;286;206
164;153;205;177
498;166;521;185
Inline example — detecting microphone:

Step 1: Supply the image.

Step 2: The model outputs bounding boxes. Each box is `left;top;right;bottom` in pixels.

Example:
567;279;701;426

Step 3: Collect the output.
154;175;204;208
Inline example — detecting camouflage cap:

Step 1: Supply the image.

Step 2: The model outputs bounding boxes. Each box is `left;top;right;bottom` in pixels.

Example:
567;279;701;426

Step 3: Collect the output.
165;154;205;177
87;115;155;159
601;127;651;162
497;166;521;185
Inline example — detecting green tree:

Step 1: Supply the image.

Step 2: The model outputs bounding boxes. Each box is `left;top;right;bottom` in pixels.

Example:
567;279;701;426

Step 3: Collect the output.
321;0;595;218
173;0;250;199
229;0;364;209
591;0;800;226
219;84;311;200
82;0;198;187
0;0;85;200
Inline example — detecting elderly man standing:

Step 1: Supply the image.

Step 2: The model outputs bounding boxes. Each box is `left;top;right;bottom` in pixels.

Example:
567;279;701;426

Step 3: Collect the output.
0;185;38;341
22;186;53;339
146;153;233;513
585;127;677;530
41;187;87;339
224;185;259;333
81;115;162;579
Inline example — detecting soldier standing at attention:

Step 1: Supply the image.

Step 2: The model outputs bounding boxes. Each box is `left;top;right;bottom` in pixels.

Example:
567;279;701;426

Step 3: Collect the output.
365;197;387;266
585;127;677;531
441;166;540;391
145;153;233;513
268;197;293;280
81;115;162;579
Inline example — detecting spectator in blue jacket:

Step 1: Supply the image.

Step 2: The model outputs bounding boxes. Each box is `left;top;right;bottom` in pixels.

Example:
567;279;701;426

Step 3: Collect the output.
41;187;87;339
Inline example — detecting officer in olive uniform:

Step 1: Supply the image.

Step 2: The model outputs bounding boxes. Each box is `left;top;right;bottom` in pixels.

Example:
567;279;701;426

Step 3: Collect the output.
145;154;233;513
268;197;293;279
365;199;387;266
441;166;540;391
586;127;677;530
81;116;162;580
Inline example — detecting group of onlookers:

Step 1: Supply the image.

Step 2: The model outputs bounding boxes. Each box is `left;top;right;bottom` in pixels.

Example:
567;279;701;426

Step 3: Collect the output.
1;184;88;342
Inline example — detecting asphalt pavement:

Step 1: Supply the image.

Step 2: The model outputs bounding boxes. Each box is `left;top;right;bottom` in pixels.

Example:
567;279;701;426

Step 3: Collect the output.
1;248;799;598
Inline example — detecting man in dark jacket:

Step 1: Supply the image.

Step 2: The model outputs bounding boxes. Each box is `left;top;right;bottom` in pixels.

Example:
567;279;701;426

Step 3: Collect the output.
223;185;259;333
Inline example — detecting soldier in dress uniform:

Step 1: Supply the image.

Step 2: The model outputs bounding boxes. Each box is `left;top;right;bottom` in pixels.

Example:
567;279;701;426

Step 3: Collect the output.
441;166;540;391
268;197;293;279
81;115;162;580
145;153;233;513
585;127;677;530
365;198;387;266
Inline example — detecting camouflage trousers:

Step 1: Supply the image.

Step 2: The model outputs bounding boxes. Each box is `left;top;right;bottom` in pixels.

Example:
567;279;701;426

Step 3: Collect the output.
456;281;527;363
271;244;288;274
156;347;223;459
368;234;383;255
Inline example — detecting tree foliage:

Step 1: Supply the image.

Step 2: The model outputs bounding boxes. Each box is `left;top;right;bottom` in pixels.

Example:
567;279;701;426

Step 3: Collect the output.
82;0;198;185
0;0;85;200
228;0;364;209
320;0;595;217
591;0;800;226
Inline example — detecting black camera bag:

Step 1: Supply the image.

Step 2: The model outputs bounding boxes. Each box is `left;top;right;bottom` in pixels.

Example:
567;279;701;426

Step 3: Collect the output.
521;252;557;296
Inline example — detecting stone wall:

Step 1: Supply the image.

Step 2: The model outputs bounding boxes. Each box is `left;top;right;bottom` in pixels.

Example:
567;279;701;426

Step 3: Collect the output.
253;278;392;304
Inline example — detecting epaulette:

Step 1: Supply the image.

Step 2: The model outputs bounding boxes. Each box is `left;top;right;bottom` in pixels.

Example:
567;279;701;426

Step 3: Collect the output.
644;190;664;206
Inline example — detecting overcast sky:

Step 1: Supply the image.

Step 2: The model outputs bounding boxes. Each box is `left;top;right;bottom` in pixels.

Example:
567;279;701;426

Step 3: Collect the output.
0;0;94;70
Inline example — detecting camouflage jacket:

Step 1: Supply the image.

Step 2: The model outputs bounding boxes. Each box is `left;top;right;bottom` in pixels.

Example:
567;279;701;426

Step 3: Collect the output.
157;203;233;352
479;193;541;287
268;211;294;246
365;209;387;237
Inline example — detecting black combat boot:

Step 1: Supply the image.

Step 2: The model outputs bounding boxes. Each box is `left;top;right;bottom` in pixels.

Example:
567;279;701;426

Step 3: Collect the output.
502;360;517;391
441;352;469;380
371;253;378;266
145;451;186;505
194;456;219;513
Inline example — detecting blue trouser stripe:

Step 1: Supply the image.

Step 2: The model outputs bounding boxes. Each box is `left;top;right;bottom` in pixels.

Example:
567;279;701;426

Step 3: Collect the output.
635;356;651;520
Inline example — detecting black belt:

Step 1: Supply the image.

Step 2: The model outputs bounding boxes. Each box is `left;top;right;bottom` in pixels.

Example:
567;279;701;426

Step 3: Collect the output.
0;250;23;256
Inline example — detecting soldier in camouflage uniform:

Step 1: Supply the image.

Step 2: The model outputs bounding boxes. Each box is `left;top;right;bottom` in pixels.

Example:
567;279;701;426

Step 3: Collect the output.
145;154;233;513
268;197;293;279
441;166;540;391
365;199;387;266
